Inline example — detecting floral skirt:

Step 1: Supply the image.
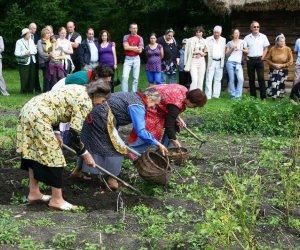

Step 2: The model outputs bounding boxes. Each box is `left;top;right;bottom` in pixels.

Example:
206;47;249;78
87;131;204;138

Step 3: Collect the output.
266;68;288;98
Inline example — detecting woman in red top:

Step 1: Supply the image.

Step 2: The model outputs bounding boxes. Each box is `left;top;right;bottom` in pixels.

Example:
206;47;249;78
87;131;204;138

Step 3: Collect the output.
129;84;207;152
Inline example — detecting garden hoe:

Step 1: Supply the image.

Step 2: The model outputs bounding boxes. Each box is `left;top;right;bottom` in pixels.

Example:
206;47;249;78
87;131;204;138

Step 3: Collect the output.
183;126;206;148
178;116;206;148
62;144;143;196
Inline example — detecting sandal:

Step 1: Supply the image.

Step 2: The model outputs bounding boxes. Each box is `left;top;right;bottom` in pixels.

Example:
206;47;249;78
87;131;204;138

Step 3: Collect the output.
27;194;51;205
49;201;78;211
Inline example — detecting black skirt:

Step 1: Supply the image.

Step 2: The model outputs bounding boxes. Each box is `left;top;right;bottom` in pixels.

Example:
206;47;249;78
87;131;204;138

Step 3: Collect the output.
21;158;63;188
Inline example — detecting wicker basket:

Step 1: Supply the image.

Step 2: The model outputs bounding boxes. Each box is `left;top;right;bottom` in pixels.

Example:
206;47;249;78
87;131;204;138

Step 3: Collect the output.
134;151;171;185
160;147;189;165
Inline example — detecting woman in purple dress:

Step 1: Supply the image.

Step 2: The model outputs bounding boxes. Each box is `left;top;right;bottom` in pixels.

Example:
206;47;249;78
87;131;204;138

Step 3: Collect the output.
145;33;164;85
98;30;117;91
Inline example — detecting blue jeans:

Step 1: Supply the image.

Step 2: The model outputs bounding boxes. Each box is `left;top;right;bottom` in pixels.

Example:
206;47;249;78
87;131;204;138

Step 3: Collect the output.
226;61;244;98
128;137;152;154
146;70;161;84
161;72;177;84
121;56;140;92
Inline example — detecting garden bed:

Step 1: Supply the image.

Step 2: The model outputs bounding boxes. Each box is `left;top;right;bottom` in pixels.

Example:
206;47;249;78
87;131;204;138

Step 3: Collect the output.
0;109;300;249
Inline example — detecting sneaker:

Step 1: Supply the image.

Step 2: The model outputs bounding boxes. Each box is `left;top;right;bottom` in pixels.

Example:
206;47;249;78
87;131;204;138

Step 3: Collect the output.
1;91;9;96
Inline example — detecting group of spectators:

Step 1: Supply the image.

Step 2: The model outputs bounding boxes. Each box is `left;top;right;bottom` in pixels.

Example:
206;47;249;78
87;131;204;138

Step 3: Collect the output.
0;20;300;102
121;21;299;102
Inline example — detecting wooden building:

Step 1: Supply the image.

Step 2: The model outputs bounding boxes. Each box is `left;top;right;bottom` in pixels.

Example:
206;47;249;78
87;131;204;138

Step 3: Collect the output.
204;0;300;90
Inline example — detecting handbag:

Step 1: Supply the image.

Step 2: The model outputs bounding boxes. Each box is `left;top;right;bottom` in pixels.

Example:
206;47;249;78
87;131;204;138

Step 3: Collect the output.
16;40;30;65
16;55;29;65
113;69;121;87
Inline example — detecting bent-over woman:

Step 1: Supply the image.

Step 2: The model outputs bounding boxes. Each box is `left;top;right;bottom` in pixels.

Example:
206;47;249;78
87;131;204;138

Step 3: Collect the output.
16;80;111;211
129;84;207;152
74;89;168;189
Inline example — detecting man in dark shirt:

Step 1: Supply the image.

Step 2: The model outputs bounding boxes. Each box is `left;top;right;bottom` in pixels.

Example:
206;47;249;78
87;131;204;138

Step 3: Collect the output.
29;22;41;93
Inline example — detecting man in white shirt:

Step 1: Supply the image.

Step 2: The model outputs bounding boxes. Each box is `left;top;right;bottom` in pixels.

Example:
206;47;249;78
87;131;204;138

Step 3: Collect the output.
244;21;270;100
205;26;226;99
78;28;99;70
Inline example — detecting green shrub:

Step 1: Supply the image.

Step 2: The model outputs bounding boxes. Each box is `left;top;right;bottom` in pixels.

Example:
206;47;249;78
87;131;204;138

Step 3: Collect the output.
200;98;299;136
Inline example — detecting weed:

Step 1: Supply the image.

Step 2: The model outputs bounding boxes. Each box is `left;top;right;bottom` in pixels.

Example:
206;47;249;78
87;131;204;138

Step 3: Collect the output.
101;221;126;234
288;218;300;230
32;217;56;227
21;178;49;191
197;171;261;249
260;129;300;226
84;242;100;250
52;231;77;249
164;205;193;224
10;193;27;205
265;216;283;227
18;235;44;250
71;183;89;192
0;214;19;244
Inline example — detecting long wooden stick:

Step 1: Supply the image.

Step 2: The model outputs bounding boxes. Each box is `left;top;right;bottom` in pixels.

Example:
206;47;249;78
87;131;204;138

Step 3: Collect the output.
126;146;142;157
62;144;143;195
178;116;206;145
183;126;206;144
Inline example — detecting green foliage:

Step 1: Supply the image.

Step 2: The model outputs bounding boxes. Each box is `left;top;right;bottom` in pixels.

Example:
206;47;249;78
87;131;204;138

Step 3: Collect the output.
21;178;49;191
10;193;27;205
18;235;44;250
200;97;299;136
0;209;43;249
0;115;17;151
197;171;261;249
52;231;77;249
32;218;56;227
101;222;126;234
84;242;101;250
260;127;300;226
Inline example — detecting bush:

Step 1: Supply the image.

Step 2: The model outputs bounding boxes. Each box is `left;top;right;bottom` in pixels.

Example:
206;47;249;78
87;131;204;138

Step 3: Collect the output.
200;98;299;136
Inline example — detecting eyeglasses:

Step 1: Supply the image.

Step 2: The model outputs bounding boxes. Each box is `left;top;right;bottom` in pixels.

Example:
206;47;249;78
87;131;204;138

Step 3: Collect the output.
253;26;260;28
167;28;174;33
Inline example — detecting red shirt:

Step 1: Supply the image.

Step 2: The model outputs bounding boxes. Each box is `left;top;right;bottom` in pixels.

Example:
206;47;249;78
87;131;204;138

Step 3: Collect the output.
123;34;144;57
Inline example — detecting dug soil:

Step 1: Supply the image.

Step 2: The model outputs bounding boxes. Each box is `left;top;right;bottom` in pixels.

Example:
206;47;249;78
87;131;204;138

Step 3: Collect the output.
0;112;300;249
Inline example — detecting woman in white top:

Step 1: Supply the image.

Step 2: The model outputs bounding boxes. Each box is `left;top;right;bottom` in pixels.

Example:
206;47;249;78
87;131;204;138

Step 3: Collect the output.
56;27;74;74
14;28;37;93
225;28;248;98
184;26;208;91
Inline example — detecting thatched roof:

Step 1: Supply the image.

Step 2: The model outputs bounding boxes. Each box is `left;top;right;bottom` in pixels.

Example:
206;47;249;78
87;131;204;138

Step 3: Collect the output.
204;0;300;15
